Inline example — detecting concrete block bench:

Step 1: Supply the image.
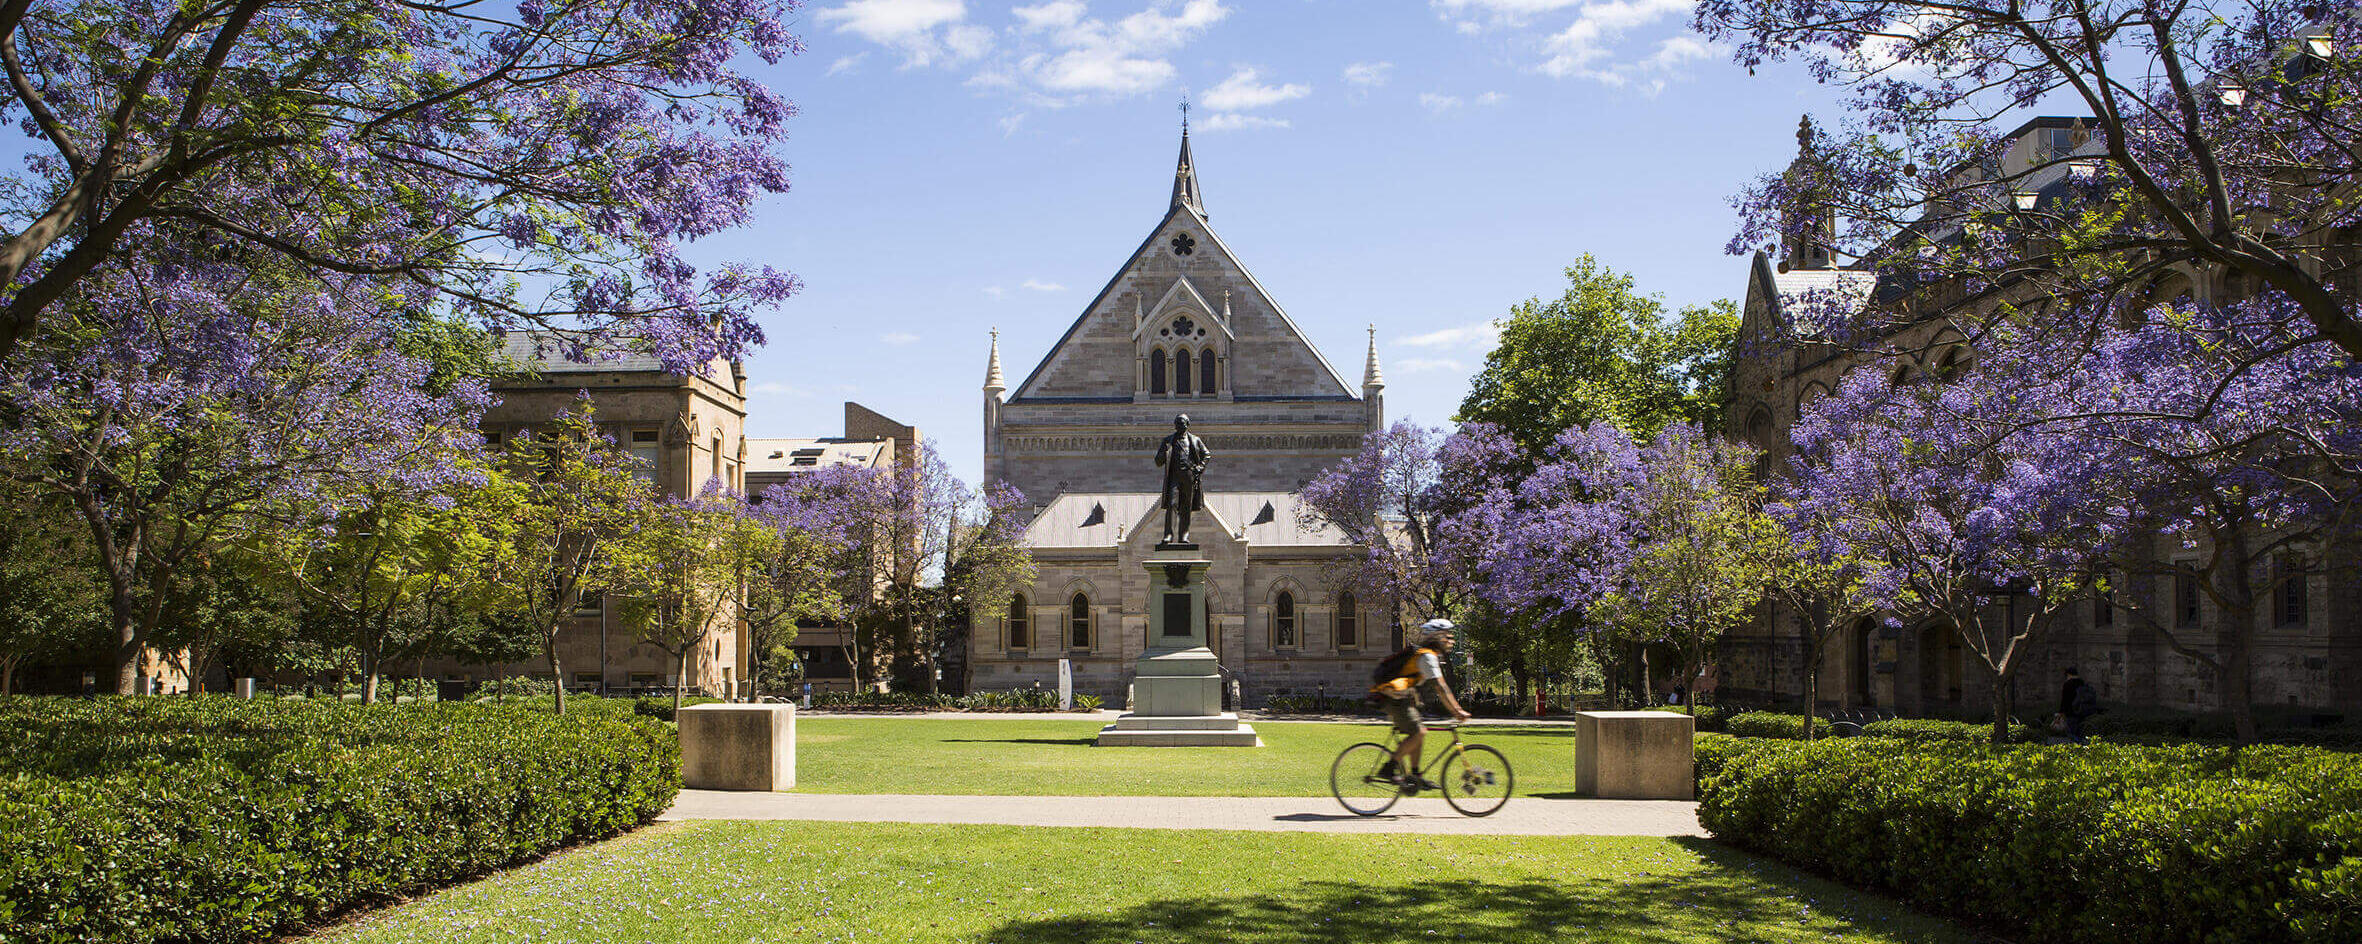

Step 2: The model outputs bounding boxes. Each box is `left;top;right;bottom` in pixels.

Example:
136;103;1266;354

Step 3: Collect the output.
1575;710;1695;800
679;703;796;791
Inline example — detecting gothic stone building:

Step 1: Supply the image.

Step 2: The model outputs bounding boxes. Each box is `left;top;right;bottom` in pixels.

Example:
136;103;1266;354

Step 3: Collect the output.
1718;117;2362;719
967;130;1390;707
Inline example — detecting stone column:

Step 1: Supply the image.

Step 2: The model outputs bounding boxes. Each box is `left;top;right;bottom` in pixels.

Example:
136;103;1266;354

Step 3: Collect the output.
1096;545;1259;746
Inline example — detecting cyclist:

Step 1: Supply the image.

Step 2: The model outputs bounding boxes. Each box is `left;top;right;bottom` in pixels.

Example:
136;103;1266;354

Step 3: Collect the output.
1369;618;1471;789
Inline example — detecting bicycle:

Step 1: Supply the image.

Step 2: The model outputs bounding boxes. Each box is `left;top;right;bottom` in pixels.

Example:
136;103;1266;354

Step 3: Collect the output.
1329;721;1514;817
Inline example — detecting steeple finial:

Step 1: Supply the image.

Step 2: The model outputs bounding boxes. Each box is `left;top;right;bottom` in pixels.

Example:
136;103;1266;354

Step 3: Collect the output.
1171;105;1204;216
984;328;1006;392
1363;324;1384;389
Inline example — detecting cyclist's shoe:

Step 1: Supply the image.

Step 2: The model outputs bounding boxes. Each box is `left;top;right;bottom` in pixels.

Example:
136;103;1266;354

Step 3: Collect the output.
1377;760;1400;779
1413;776;1443;791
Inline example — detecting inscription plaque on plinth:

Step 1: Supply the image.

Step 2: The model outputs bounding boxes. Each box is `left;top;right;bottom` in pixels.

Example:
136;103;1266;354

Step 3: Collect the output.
1097;549;1258;747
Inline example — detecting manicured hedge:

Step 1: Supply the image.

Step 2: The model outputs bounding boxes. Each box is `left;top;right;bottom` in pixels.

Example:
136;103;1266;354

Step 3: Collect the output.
0;696;679;944
1647;704;1728;732
1858;716;2039;743
1725;711;1810;739
1698;737;2362;943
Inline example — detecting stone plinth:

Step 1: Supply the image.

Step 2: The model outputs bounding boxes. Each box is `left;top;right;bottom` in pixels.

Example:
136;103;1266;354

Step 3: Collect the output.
1098;549;1258;747
679;704;796;791
1575;711;1694;800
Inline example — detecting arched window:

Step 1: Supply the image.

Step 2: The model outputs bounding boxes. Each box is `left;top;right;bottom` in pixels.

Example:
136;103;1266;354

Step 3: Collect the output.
1746;408;1777;482
1200;351;1217;396
1149;350;1167;395
1336;591;1358;649
1174;349;1194;396
1007;594;1030;649
1934;347;1972;383
1274;591;1297;649
1069;592;1091;649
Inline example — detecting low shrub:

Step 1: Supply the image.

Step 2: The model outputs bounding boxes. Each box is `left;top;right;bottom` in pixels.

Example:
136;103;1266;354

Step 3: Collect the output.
631;695;724;722
1725;711;1810;739
0;696;678;944
1699;738;2362;943
1648;705;1727;732
469;675;560;699
1859;717;2037;744
812;688;1094;712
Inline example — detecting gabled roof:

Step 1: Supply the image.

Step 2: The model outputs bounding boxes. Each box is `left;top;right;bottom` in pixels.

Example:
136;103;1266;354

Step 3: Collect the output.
1021;491;1352;549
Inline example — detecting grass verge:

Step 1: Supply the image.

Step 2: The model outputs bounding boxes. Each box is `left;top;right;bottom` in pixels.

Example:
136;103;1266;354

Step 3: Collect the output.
319;821;1979;944
791;718;1583;797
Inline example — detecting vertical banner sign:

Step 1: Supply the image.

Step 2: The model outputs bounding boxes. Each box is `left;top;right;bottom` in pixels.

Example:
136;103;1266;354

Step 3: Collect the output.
1059;658;1074;711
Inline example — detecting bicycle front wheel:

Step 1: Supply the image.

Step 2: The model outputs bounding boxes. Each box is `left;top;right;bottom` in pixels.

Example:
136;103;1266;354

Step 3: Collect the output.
1441;744;1513;816
1330;741;1403;816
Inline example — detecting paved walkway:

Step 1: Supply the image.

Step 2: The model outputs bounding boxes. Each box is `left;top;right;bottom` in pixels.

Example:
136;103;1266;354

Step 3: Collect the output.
660;790;1703;837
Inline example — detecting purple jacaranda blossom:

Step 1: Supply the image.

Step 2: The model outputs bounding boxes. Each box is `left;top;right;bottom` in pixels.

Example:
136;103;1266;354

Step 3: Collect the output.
1699;0;2362;357
1;251;491;693
0;0;806;372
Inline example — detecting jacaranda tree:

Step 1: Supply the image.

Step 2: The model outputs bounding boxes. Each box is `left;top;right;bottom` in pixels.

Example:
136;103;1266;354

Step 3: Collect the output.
0;0;804;369
1699;0;2362;356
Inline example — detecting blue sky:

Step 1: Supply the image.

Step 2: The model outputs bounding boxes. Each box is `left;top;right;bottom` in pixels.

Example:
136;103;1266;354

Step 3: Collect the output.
720;0;1858;484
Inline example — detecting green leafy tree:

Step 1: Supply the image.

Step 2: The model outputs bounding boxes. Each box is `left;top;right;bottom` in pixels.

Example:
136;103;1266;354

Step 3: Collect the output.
610;492;744;710
152;550;298;694
1458;255;1737;456
481;400;648;714
0;482;106;693
258;461;513;703
1594;428;1784;716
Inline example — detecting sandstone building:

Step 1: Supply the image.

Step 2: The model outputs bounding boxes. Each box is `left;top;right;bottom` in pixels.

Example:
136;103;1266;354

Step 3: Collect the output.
1718;117;2362;720
968;129;1387;706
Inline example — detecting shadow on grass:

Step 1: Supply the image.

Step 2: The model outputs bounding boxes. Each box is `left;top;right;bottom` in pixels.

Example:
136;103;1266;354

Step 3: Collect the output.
939;737;1098;746
987;842;1976;944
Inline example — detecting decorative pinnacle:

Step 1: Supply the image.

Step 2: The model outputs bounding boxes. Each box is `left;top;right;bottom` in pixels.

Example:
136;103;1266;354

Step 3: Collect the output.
984;328;1005;391
1797;114;1814;151
1363;324;1384;389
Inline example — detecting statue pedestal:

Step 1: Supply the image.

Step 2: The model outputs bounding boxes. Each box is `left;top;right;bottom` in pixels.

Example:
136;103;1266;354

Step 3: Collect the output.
1098;547;1260;747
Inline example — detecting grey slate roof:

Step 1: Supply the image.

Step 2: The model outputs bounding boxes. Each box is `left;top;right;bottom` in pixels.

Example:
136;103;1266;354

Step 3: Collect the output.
1022;491;1352;549
496;329;665;374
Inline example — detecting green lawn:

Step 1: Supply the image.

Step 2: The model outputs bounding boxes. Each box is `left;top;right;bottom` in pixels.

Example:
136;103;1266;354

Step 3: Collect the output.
793;717;1585;797
320;821;1976;944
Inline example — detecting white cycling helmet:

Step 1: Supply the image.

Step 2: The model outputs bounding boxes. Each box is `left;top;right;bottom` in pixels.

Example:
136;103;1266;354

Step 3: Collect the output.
1418;618;1456;642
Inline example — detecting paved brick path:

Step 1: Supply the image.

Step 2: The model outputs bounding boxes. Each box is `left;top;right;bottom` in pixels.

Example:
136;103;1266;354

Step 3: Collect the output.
660;790;1704;837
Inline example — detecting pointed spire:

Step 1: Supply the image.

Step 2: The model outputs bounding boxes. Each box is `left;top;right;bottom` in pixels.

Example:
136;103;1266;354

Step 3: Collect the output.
984;328;1006;392
1362;324;1384;389
1171;103;1204;216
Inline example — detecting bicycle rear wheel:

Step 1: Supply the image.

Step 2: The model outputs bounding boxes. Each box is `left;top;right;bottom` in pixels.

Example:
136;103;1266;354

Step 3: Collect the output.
1330;742;1403;816
1441;744;1513;816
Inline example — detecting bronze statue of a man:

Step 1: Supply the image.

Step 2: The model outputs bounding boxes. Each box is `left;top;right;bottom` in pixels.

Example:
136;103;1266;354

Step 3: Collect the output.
1155;414;1211;545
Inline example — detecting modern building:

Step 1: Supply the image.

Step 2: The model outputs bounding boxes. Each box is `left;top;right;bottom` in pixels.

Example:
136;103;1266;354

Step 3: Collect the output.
969;127;1387;706
1717;116;2362;718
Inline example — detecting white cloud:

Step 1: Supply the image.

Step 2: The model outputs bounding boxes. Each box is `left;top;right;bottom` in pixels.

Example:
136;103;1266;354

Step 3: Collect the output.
1419;92;1463;113
1012;0;1085;32
1198;113;1290;132
998;112;1027;136
1538;0;1693;83
827;52;869;76
1021;278;1066;292
1400;321;1502;349
984;285;1007;298
1474;90;1507;106
1431;0;1584;29
817;0;989;68
1397;357;1467;374
881;332;921;344
1342;61;1392;88
1202;67;1309;110
1002;0;1230;102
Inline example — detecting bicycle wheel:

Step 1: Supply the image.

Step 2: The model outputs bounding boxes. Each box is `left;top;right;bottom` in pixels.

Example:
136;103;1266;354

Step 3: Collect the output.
1441;744;1514;817
1330;741;1403;816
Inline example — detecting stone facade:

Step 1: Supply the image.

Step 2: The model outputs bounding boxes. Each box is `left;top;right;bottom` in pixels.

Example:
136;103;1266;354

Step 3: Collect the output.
1717;118;2362;719
424;331;751;696
971;131;1391;707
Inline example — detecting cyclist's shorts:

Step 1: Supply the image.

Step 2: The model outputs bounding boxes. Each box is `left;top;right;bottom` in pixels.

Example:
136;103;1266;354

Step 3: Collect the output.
1383;695;1422;734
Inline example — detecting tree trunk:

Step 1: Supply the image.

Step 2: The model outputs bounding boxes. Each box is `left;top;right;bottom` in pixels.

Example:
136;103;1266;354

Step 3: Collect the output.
674;649;688;713
111;586;142;694
546;630;567;715
1989;659;2014;745
360;641;381;704
2;656;17;695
